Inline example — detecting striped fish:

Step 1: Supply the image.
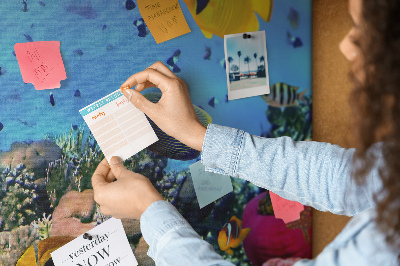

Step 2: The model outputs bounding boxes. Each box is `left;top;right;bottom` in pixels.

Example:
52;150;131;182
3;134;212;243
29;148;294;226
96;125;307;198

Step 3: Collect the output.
143;92;212;161
262;82;307;107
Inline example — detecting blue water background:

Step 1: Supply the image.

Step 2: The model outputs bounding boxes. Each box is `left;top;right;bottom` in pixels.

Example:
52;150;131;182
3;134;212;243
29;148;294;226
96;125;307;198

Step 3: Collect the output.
0;0;311;171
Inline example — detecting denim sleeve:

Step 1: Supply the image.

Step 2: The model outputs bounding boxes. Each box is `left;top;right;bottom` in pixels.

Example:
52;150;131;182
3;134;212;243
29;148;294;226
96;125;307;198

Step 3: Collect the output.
201;124;383;216
140;200;234;266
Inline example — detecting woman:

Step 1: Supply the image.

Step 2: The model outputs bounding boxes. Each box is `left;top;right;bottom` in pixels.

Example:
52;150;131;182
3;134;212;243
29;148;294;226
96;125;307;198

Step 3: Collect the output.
91;0;400;264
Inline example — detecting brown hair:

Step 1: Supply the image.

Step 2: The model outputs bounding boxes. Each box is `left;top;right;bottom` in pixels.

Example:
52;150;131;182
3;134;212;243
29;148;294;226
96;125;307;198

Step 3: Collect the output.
349;0;400;258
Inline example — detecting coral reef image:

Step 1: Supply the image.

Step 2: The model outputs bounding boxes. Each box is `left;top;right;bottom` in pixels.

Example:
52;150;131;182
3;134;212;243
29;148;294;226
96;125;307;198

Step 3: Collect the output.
0;0;312;265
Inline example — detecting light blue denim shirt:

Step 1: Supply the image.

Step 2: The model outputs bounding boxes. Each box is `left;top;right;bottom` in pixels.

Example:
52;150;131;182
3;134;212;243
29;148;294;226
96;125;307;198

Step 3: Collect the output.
140;124;399;265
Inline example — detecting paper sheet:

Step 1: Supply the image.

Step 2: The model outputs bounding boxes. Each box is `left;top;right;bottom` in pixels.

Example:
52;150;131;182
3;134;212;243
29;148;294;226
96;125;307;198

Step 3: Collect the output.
51;218;137;266
14;41;67;90
137;0;191;44
269;191;305;224
189;161;233;209
79;89;158;162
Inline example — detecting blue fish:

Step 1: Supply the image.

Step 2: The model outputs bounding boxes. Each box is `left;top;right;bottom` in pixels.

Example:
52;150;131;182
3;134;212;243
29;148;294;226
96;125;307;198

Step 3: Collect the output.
49;93;55;106
208;97;218;108
106;44;114;51
24;34;33;42
65;3;97;19
102;24;107;30
203;46;211;60
0;122;3;132
287;32;303;48
173;49;181;57
166;56;175;67
72;125;78;131
143;93;212;160
74;89;81;97
12;50;16;57
38;1;45;7
225;94;228;103
288;8;299;29
133;18;148;37
172;64;181;73
73;49;83;56
126;0;136;10
0;67;4;76
22;0;28;12
31;23;34;28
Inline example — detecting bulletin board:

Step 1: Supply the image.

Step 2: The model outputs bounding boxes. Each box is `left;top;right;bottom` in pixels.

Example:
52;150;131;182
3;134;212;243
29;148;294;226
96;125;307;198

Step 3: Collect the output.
0;0;312;265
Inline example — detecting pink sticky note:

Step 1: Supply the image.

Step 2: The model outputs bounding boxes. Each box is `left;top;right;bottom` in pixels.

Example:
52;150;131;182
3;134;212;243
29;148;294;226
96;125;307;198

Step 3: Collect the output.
269;191;305;224
14;41;67;90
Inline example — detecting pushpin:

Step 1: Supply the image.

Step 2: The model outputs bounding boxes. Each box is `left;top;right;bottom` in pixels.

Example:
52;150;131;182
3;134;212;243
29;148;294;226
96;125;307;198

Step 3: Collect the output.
243;33;252;39
83;233;94;240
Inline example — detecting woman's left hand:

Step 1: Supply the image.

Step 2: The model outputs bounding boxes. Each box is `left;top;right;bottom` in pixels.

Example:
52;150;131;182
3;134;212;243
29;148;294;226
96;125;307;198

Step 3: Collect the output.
91;157;164;219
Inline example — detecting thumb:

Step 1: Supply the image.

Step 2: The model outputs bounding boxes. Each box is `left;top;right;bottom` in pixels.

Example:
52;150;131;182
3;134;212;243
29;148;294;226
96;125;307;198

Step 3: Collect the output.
109;156;129;179
122;89;155;115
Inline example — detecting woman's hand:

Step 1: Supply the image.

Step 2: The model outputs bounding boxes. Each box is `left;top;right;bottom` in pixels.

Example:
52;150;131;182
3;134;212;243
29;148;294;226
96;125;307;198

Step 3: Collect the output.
120;61;207;152
92;157;164;219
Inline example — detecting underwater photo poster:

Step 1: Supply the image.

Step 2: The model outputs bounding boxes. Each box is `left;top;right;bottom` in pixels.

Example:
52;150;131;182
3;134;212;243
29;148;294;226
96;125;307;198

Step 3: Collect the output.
0;0;312;265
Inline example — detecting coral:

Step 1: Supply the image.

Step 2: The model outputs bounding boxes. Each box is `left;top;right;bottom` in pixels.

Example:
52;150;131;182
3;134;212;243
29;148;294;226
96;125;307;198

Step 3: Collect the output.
50;189;96;237
0;224;39;266
0;164;49;231
263;95;312;141
0;140;62;177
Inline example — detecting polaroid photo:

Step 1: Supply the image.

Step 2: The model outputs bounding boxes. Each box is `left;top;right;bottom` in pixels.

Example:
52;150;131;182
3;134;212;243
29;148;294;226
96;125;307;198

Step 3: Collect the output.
224;30;270;100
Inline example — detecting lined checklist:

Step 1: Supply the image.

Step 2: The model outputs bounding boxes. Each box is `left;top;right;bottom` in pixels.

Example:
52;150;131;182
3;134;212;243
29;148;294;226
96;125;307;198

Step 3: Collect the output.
79;89;158;162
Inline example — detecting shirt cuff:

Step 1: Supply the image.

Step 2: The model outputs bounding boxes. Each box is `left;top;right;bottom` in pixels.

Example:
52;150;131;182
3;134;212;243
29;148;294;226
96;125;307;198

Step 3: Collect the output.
201;124;245;176
140;200;191;259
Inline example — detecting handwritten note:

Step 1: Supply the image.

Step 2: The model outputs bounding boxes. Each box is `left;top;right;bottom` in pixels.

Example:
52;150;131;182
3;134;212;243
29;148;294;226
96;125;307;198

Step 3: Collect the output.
79;89;158;163
269;191;305;224
137;0;191;44
189;161;233;209
51;218;137;266
14;41;67;90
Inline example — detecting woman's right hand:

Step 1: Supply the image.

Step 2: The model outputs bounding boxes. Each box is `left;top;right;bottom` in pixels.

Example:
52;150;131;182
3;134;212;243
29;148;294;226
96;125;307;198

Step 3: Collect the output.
120;61;207;152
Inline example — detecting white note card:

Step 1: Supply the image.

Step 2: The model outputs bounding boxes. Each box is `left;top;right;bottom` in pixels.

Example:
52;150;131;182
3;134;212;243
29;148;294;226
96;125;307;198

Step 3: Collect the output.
51;218;137;266
189;161;233;208
79;89;158;163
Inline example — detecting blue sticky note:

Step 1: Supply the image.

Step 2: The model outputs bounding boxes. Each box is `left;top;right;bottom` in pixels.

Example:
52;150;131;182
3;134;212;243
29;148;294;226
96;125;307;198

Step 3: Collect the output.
189;161;233;208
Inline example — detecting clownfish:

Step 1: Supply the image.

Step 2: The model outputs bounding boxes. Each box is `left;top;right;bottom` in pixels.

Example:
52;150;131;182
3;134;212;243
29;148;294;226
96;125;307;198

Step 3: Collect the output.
218;216;251;255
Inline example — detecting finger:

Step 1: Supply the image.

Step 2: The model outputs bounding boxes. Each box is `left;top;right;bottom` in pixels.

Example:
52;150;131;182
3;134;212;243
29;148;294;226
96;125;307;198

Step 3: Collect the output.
105;169;116;183
147;61;177;79
92;158;111;189
135;81;156;92
121;89;158;116
109;156;130;179
120;68;175;94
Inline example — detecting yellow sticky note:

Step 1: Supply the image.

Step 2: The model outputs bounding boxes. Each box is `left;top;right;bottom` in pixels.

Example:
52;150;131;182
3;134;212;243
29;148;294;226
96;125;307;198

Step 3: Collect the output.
137;0;191;44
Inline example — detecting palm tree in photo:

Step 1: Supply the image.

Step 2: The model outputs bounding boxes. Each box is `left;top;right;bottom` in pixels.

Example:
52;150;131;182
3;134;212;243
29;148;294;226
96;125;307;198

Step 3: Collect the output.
244;56;251;78
237;51;242;76
228;56;234;74
253;53;258;73
260;55;266;76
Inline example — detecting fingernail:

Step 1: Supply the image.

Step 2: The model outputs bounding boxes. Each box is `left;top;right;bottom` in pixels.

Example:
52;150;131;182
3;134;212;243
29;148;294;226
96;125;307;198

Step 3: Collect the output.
110;156;123;165
124;89;133;100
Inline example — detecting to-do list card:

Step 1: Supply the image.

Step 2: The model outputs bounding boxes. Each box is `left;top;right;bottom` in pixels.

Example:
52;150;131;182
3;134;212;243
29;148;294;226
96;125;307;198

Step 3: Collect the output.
79;89;158;162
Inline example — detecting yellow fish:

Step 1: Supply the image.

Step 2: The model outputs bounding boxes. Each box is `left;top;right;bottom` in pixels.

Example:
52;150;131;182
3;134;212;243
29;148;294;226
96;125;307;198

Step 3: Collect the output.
218;216;251;255
182;0;273;39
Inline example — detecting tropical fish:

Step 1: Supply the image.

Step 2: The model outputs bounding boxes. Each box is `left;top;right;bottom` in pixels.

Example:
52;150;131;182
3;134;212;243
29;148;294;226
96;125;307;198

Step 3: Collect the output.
133;18;148;37
203;46;211;60
73;49;83;56
74;89;81;97
0;122;3;132
12;50;16;56
38;1;45;7
262;82;307;108
72;124;78;131
182;0;273;39
172;64;181;73
24;34;33;42
208;97;219;108
49;92;55;106
22;0;28;12
102;24;107;30
287;31;303;48
125;0;136;10
218;216;251;255
65;2;97;19
225;94;228;103
106;44;114;51
288;8;299;29
173;49;181;57
143;92;212;160
219;58;226;69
